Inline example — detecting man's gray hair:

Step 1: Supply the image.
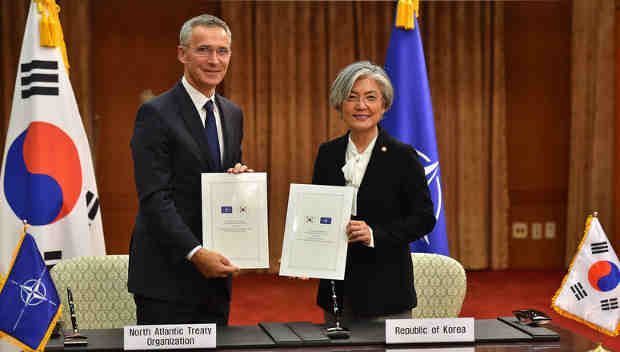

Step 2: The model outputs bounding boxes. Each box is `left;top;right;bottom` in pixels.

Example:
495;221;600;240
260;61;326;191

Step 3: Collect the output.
329;61;394;111
179;14;232;46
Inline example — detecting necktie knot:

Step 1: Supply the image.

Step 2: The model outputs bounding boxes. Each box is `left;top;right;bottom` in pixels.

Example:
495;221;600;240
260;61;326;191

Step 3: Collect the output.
204;100;214;115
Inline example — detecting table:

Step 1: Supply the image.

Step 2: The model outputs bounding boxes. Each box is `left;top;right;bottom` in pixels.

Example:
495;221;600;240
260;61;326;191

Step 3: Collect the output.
44;319;598;351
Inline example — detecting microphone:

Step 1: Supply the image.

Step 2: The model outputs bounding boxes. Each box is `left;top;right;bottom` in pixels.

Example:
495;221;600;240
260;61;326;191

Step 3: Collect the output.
64;287;88;345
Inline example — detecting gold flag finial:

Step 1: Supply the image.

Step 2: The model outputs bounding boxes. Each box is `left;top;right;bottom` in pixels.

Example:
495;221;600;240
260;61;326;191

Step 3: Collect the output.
395;0;419;30
35;0;70;75
22;219;29;236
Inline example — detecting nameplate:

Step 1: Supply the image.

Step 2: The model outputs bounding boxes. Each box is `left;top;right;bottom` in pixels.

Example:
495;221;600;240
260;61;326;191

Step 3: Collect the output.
387;348;474;352
124;324;216;350
386;318;475;344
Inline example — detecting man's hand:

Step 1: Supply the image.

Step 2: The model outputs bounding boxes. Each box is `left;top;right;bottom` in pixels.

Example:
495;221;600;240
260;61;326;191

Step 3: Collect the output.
190;248;240;278
227;163;254;174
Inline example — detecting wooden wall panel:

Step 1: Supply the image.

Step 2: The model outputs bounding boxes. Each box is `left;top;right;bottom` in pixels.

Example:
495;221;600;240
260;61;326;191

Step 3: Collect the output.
424;3;459;257
0;1;29;165
506;1;571;269
58;0;93;142
567;0;615;264
616;5;620;249
421;2;502;269
490;2;510;269
2;0;585;270
456;2;491;268
91;0;219;254
327;2;357;139
92;1;393;266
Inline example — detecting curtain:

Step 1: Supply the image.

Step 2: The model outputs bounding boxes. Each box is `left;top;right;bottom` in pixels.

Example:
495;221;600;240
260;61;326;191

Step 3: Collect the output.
566;0;616;265
421;2;509;269
221;1;395;271
0;1;93;158
0;1;525;271
222;1;509;270
0;1;29;158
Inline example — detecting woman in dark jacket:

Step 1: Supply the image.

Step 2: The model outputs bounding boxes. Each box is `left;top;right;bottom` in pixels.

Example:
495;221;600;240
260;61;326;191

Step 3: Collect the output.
313;61;436;325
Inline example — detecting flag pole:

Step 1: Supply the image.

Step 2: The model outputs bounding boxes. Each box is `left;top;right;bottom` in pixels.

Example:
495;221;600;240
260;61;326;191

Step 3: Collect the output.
583;249;610;352
21;219;29;235
587;327;610;352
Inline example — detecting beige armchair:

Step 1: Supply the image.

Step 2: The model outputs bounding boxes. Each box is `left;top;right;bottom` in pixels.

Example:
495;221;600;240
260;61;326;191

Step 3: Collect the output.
50;255;136;329
411;253;467;318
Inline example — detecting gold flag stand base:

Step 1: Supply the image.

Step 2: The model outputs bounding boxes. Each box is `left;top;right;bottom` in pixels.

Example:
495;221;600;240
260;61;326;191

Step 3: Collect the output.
587;343;611;352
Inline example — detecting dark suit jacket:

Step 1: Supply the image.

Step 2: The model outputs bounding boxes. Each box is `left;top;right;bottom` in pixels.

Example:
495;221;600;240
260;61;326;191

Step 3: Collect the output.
128;81;243;304
313;127;436;316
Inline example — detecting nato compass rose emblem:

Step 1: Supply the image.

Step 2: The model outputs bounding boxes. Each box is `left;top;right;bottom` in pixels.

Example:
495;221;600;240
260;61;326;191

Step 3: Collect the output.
415;148;442;245
19;278;49;307
9;272;58;331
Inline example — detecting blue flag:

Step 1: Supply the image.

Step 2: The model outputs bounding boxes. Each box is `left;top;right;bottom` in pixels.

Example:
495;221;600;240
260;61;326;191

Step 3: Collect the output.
0;232;62;352
381;6;449;256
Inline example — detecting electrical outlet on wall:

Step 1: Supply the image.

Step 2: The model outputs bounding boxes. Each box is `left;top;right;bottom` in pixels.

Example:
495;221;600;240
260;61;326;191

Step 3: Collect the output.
545;221;556;239
512;222;528;239
531;222;543;240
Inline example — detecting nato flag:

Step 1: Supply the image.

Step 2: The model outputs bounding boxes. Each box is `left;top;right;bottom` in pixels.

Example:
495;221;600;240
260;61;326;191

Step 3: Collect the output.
381;12;449;256
0;233;61;351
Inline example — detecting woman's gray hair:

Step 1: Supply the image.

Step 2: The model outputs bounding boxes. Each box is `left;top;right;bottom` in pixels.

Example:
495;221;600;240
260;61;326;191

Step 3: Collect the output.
329;61;394;111
180;14;232;46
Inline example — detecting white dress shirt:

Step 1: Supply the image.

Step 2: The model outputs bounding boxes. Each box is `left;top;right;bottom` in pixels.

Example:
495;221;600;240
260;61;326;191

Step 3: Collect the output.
181;76;226;260
181;76;225;164
341;135;377;248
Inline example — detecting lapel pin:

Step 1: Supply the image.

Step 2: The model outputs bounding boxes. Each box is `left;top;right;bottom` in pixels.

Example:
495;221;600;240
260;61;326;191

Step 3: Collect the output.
381;146;387;152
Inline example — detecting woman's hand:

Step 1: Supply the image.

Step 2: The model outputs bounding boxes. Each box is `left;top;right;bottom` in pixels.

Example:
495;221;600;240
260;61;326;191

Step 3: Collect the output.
346;220;372;245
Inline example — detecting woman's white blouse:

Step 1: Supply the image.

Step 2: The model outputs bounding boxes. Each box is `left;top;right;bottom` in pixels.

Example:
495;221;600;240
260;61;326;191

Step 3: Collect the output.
340;135;377;248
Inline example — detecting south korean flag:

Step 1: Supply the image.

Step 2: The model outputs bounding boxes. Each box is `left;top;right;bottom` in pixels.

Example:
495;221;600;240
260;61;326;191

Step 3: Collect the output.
552;214;620;336
0;0;106;278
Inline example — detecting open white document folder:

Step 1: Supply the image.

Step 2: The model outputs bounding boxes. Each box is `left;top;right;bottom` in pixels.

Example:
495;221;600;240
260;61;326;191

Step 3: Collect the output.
279;184;353;280
202;172;269;269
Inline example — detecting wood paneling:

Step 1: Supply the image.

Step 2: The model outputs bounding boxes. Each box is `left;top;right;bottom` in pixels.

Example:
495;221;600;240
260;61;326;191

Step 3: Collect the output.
421;2;508;269
505;1;571;269
617;7;620;249
1;0;590;270
0;1;29;161
221;2;392;269
567;0;615;264
91;0;219;253
92;1;394;266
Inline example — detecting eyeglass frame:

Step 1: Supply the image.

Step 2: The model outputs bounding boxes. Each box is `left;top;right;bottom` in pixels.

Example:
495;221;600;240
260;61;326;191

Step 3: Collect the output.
343;93;383;106
182;45;231;58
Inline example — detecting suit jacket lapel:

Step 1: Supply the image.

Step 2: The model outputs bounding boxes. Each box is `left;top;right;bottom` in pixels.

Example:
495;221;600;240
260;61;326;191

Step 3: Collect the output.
173;82;219;170
359;128;389;192
332;133;348;186
215;94;233;168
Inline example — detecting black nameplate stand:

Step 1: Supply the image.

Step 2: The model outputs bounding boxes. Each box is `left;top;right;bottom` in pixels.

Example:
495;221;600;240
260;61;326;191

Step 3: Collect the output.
258;322;301;345
498;316;560;341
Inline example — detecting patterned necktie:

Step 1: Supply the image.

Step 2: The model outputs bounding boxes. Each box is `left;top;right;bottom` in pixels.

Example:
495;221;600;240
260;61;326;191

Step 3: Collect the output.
204;100;222;171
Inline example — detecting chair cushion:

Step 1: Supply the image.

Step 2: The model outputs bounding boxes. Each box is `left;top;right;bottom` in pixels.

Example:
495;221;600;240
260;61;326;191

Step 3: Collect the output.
50;255;135;329
411;253;467;318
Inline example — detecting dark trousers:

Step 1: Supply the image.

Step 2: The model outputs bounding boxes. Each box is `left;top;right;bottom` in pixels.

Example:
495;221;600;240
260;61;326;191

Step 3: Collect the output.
134;295;230;326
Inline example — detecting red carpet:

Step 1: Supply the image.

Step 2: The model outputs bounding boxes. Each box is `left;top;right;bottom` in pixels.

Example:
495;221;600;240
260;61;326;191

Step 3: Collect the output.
230;271;618;351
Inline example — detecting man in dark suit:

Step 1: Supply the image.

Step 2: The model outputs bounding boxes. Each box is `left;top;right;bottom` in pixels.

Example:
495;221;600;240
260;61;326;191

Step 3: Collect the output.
129;14;250;325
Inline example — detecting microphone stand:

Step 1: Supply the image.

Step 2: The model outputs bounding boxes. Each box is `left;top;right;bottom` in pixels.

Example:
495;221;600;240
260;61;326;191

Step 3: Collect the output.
325;280;350;339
